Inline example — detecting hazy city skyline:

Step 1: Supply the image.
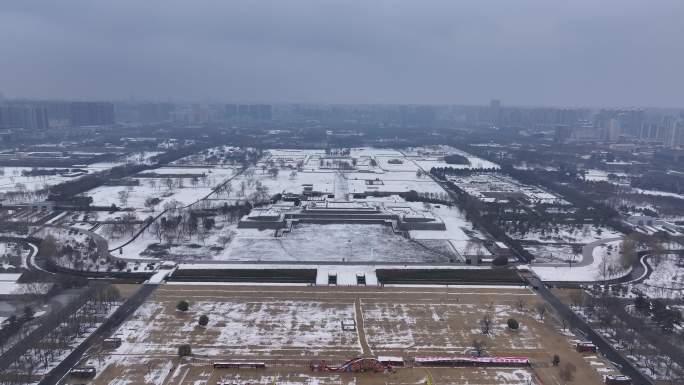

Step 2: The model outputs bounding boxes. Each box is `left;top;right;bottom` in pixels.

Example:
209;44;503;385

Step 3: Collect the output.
1;0;683;107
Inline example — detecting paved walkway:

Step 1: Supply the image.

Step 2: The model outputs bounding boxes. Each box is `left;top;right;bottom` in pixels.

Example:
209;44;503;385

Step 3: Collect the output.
354;298;371;355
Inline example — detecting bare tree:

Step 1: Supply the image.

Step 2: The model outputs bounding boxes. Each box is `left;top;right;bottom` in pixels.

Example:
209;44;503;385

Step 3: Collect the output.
218;232;234;248
643;354;658;376
149;220;163;243
569;290;584;308
516;298;526;312
619;237;639;268
535;304;547;321
144;197;159;212
117;190;130;207
480;313;493;335
597;255;621;284
559;362;576;383
471;338;487;357
570;244;583;267
661;356;681;385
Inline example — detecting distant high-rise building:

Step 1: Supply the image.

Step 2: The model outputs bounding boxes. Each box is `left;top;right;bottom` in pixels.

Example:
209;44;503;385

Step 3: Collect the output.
606;118;622;141
595;109;644;137
489;99;501;126
230;104;273;123
69;101;115;127
0;104;49;129
254;104;272;121
399;105;436;127
137;102;175;123
224;104;238;120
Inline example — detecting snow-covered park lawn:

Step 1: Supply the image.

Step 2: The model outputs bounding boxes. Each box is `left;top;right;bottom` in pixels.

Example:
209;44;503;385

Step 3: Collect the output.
531;240;629;282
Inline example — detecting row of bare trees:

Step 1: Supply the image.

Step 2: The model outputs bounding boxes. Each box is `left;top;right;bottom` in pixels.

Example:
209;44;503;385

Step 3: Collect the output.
0;284;120;385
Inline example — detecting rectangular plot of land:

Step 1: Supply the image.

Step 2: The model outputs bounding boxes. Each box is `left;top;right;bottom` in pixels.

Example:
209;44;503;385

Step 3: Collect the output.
113;299;362;356
361;302;541;353
223;223;451;263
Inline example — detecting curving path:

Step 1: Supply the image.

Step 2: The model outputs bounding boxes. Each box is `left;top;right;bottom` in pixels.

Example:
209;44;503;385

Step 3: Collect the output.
530;237;635;284
532;237;623;268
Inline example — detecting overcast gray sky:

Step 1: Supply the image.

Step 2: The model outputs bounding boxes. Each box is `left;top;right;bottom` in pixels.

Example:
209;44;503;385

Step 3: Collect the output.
1;0;682;107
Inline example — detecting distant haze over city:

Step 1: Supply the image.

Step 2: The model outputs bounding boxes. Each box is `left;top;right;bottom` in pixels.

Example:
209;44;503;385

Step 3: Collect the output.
1;0;683;107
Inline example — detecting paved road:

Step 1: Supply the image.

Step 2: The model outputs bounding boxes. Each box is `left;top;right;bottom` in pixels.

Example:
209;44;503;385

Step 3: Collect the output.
528;276;653;385
38;283;159;385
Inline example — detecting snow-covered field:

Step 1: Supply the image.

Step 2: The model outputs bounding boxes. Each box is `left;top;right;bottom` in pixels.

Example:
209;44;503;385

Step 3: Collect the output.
229;169;336;197
347;171;446;196
218;223;454;263
403;145;500;171
0;167;77;194
632;188;684;200
85;166;238;210
81;284;612;385
362;302;539;351
0;280;51;295
524;244;579;264
582;169;630;184
112;299;361;356
0;151;162;203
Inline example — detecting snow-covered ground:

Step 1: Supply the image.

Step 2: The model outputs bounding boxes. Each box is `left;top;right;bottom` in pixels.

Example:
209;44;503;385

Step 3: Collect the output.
531;240;629;282
0;272;52;295
347;171;446;196
403;145;500;171
217;223;453;263
408;203;485;256
112;300;362;356
0;167;77;194
582;169;630;184
631;188;684;200
524;244;579;264
0;151;163;203
507;224;622;244
85;166;238;210
634;254;684;298
362;302;538;351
